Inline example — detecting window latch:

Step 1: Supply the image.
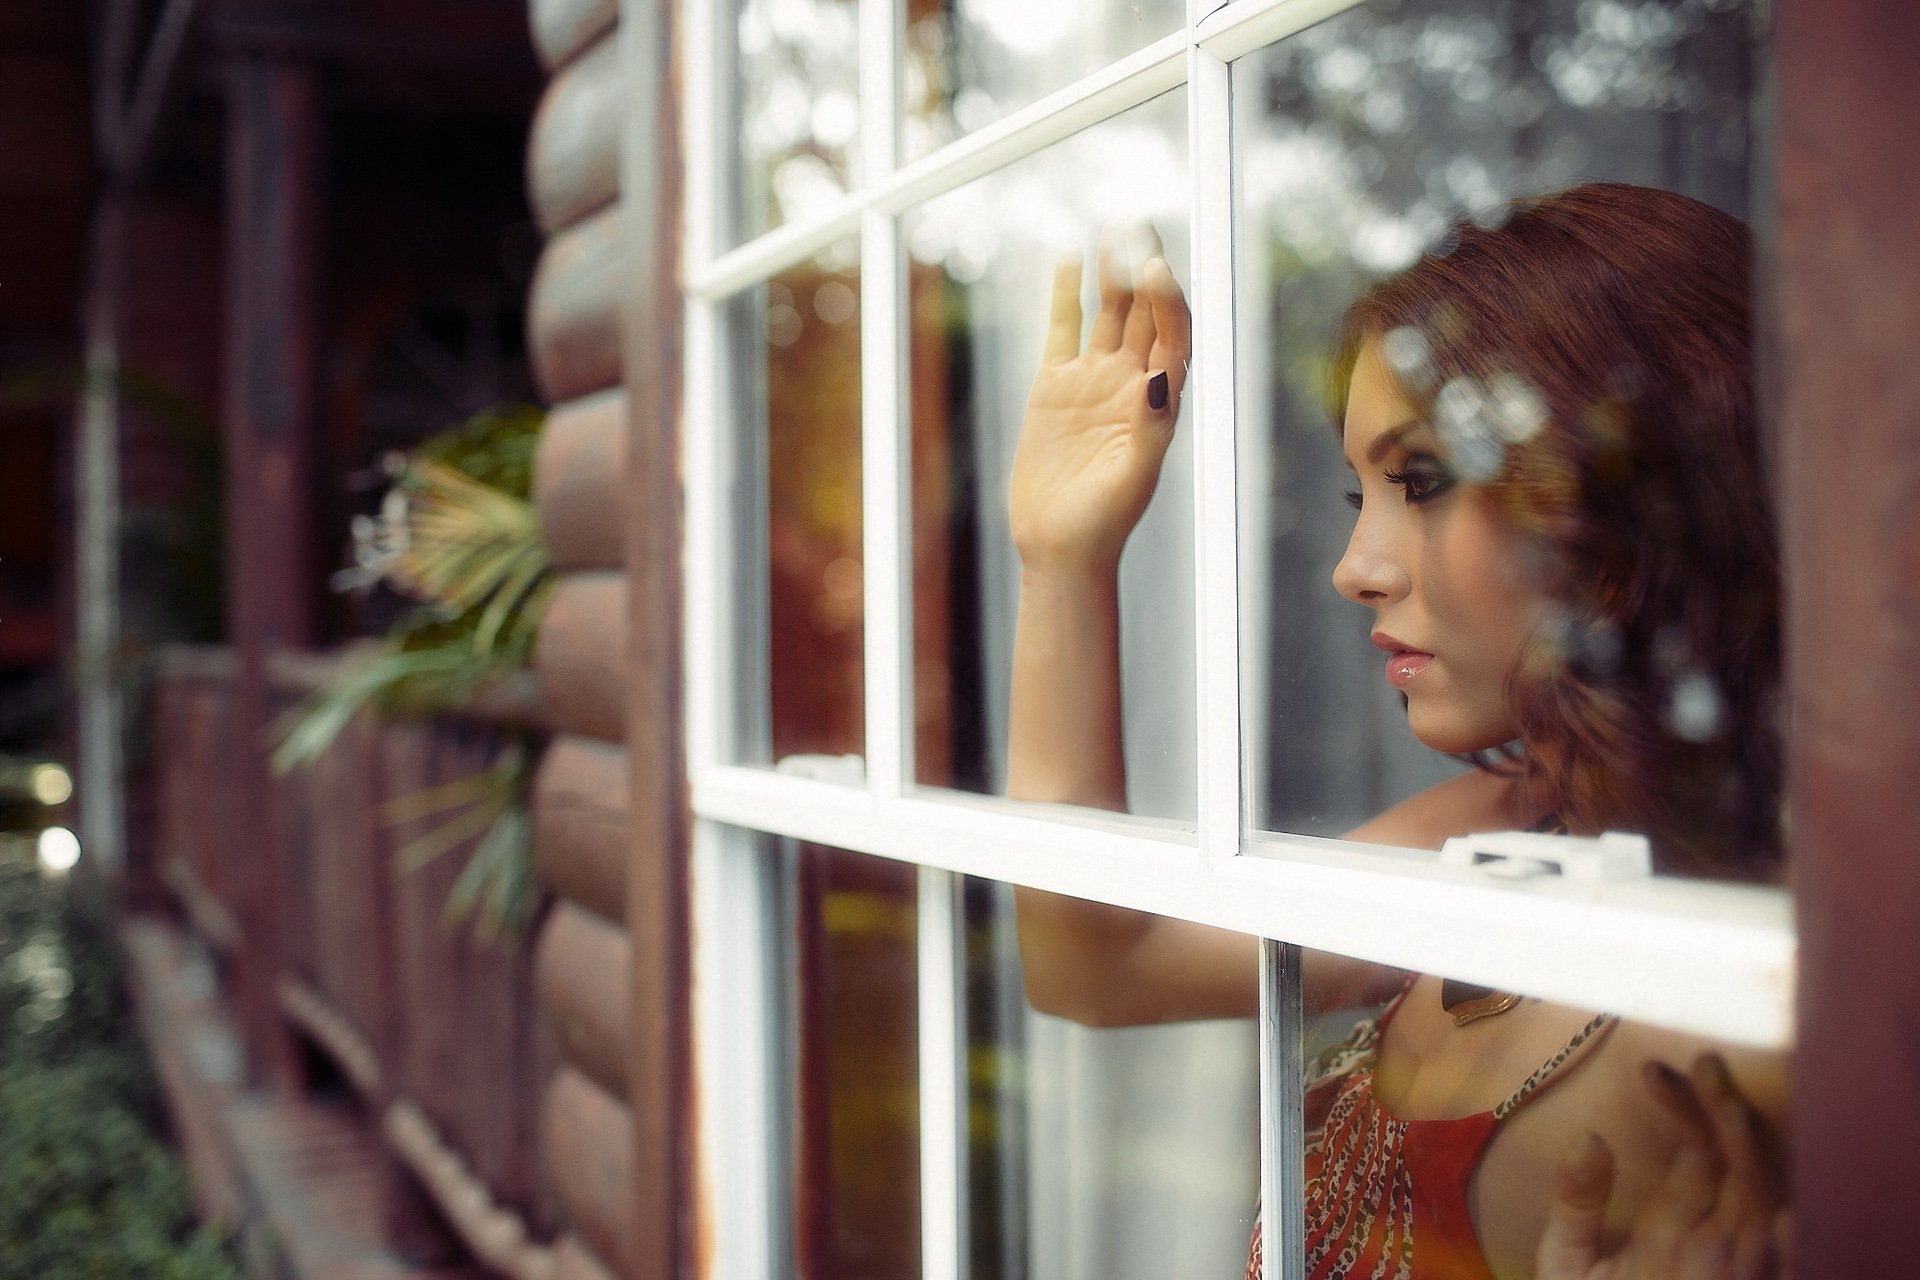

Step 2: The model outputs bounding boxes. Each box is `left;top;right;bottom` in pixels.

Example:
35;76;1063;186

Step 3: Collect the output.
1439;830;1653;883
773;753;867;786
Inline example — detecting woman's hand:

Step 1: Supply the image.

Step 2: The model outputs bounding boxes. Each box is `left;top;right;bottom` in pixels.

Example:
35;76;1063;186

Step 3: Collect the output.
1536;1054;1788;1280
1009;226;1192;578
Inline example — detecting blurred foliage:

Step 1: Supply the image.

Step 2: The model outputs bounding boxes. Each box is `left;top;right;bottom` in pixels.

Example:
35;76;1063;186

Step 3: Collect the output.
0;853;242;1278
273;405;548;939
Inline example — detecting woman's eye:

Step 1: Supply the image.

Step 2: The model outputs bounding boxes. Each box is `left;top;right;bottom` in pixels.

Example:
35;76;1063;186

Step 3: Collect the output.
1342;489;1363;511
1382;461;1454;504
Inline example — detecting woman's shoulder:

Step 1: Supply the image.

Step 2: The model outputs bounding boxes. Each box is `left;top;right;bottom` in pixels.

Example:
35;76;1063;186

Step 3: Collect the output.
1342;768;1534;851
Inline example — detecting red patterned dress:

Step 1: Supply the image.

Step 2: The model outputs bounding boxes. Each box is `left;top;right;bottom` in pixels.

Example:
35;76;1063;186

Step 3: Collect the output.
1245;986;1616;1280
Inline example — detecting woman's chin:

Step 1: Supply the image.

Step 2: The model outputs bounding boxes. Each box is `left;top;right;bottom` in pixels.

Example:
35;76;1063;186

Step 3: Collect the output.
1405;703;1514;757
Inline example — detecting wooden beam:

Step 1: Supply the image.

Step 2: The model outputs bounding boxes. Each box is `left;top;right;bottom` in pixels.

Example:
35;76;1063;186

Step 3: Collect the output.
535;901;633;1097
528;29;622;234
221;52;322;1090
534;571;631;743
530;0;618;73
619;1;692;1278
532;734;631;924
542;1066;638;1276
1775;1;1920;1273
530;204;628;403
536;392;629;572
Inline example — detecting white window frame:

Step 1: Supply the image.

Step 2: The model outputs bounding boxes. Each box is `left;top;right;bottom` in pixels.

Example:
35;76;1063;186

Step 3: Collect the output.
675;2;1796;1278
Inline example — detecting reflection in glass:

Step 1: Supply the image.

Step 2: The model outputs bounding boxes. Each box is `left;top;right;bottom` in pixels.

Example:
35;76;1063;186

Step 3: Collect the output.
906;89;1195;821
734;0;861;243
904;0;1186;162
1234;0;1760;836
963;877;1260;1280
778;843;921;1280
726;242;864;765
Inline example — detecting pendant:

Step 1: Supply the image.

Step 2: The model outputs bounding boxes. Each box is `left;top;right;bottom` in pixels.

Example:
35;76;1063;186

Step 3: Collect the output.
1441;979;1523;1027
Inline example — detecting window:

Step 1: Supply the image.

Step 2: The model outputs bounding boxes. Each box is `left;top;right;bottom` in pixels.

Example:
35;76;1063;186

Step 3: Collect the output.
681;2;1791;1277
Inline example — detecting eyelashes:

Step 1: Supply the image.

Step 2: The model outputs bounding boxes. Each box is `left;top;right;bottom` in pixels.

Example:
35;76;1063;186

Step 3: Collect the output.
1343;458;1457;511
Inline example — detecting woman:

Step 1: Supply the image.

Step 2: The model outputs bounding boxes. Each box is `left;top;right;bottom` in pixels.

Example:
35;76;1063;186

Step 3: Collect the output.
1005;184;1788;1279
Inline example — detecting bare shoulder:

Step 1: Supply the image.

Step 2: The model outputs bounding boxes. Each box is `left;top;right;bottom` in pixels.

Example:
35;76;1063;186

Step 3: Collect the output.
1341;767;1532;851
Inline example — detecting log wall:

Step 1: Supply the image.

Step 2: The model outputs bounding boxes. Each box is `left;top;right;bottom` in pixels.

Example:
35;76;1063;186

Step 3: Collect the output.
523;0;670;1274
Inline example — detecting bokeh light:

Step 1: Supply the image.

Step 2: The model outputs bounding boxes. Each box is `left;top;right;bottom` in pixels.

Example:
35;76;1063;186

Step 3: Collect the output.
29;763;73;806
36;825;81;875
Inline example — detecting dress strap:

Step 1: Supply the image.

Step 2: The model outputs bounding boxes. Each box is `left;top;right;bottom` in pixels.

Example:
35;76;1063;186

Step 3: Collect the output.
1492;1011;1618;1121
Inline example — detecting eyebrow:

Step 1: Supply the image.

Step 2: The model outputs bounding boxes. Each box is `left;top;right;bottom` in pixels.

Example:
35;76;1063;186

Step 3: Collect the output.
1349;420;1426;468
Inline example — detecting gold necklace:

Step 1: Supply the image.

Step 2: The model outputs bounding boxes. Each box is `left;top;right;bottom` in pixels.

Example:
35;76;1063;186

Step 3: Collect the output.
1441;979;1523;1027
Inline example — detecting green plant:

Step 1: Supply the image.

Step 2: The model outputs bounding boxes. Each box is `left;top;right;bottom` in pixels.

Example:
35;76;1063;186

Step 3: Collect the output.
272;406;548;938
0;854;242;1278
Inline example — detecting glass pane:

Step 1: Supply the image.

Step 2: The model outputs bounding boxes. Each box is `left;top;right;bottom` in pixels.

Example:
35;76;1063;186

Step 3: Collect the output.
1228;1;1792;1273
906;89;1195;823
734;0;861;244
779;843;921;1279
1234;0;1769;851
905;0;1187;163
1272;950;1789;1280
965;877;1262;1280
726;240;865;766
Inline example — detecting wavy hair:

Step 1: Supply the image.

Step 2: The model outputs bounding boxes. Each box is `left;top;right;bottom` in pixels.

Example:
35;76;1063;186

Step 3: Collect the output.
1330;183;1781;878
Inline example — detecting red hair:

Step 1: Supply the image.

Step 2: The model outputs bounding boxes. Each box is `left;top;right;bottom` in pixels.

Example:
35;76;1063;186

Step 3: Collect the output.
1331;183;1781;878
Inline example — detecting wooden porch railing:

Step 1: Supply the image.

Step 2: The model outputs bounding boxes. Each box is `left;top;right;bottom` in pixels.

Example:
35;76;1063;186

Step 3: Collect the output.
151;642;564;1276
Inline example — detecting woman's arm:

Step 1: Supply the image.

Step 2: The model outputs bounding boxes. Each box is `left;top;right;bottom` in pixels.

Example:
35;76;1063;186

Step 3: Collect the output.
1004;232;1257;1025
1004;232;1508;1026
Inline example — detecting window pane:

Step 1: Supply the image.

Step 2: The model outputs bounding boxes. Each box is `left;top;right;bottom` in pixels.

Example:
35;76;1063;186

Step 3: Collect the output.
779;842;921;1279
964;876;1262;1279
725;241;865;766
906;89;1195;822
1271;949;1789;1280
1234;0;1766;847
905;0;1186;163
734;0;861;244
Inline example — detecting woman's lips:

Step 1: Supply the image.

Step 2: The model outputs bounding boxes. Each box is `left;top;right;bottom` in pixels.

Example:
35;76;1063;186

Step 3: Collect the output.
1383;651;1433;688
1372;633;1434;689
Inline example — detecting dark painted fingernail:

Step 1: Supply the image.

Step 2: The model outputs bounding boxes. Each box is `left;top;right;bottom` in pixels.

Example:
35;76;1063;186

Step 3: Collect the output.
1147;370;1169;411
1699;1052;1735;1093
1647;1060;1689;1094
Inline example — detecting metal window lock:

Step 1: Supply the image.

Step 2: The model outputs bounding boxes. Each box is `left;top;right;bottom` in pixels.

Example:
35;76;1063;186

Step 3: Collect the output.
1439;830;1653;883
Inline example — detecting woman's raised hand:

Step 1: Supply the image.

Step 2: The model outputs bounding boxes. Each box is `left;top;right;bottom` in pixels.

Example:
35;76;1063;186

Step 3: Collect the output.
1536;1054;1788;1280
1009;226;1192;578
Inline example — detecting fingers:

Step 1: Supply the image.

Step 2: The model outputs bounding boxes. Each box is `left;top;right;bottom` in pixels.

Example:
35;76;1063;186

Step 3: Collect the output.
1087;227;1134;352
1536;1131;1615;1280
1043;251;1084;363
1120;228;1162;358
1142;254;1192;384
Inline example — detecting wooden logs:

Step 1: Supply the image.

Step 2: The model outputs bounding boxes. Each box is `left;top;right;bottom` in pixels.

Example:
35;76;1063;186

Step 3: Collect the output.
529;0;618;73
534;572;629;743
530;204;626;403
541;1067;636;1276
529;32;621;234
535;902;631;1096
532;735;630;922
535;392;628;572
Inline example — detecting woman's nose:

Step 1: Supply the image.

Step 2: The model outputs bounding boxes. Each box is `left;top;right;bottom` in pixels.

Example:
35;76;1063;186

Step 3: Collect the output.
1332;512;1410;607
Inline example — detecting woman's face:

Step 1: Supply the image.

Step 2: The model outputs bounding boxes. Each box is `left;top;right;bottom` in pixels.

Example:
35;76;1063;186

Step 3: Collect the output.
1332;337;1550;754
